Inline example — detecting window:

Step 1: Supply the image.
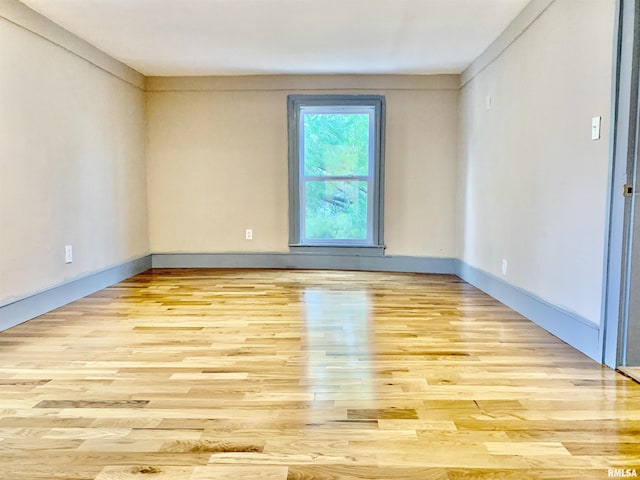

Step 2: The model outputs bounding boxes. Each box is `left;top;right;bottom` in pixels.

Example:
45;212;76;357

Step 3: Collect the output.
288;95;385;254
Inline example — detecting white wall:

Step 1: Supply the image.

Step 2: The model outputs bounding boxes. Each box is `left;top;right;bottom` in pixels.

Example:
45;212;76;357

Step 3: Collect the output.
0;1;149;305
146;75;459;258
459;0;615;325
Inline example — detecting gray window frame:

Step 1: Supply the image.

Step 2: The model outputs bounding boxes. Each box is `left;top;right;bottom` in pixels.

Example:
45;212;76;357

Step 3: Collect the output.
287;95;385;255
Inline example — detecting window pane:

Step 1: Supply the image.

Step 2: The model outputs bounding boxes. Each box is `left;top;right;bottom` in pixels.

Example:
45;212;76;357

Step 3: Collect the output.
304;180;368;240
303;113;370;177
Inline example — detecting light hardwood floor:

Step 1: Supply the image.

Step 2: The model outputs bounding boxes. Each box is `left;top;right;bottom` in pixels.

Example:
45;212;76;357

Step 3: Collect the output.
0;269;639;479
619;367;640;384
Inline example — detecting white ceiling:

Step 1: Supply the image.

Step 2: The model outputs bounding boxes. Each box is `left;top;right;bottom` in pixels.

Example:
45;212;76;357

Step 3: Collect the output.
18;0;531;77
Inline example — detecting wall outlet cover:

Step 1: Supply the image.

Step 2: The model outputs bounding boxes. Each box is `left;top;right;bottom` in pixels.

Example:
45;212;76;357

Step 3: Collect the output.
65;245;73;264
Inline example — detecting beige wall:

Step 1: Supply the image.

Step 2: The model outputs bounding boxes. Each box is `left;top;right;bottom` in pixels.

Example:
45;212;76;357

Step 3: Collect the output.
459;0;615;324
0;2;149;305
146;75;459;257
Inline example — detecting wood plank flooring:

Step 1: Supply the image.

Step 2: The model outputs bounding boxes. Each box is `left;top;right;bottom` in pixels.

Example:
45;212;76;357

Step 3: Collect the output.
0;268;639;479
619;367;640;385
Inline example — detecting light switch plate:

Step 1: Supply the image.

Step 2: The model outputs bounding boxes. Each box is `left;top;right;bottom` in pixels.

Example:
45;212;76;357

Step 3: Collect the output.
592;116;601;140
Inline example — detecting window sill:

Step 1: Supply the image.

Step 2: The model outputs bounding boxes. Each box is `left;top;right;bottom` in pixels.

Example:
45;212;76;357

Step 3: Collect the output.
289;245;386;257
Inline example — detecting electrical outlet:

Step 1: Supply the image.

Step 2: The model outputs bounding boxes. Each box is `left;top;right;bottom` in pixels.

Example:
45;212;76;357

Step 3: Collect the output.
65;245;73;264
245;229;253;240
501;259;508;276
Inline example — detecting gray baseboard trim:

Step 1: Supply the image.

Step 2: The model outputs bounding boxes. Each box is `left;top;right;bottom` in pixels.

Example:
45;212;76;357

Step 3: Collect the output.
1;253;601;364
456;260;601;362
0;255;152;331
151;252;457;274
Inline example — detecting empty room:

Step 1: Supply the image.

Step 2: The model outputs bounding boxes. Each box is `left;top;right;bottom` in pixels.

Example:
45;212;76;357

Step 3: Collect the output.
1;0;640;478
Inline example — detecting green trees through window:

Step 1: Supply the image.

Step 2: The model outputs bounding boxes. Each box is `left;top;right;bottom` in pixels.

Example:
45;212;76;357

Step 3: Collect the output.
303;113;369;176
303;112;370;240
